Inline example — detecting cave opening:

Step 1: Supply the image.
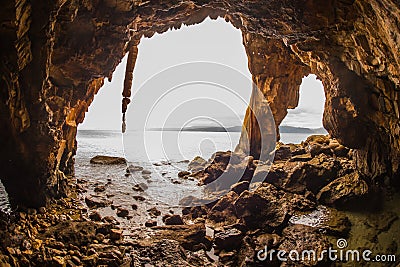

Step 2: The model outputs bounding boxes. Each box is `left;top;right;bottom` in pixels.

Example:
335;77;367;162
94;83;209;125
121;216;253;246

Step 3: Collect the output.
75;17;255;207
78;17;252;163
280;74;327;144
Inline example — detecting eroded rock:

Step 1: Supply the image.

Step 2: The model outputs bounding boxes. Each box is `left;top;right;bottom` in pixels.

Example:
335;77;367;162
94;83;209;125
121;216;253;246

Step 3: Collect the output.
317;172;369;206
90;156;126;165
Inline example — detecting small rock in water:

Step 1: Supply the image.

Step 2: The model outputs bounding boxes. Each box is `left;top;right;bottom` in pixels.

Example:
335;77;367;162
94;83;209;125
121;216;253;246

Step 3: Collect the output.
142;169;151;175
131;204;138;210
116;208;129;218
148;207;161;217
133;195;145;201
90;155;126;165
178;171;190;178
127;165;144;172
145;220;157;227
94;184;106;192
132;183;148;191
85;196;112;208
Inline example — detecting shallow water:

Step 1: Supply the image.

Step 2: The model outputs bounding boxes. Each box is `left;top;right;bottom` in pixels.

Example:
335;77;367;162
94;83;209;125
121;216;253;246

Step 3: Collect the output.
0;131;318;211
76;130;242;207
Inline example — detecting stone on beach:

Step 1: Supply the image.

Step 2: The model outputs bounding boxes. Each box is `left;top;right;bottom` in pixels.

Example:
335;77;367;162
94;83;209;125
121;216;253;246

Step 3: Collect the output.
126;165;144;172
90;155;126;165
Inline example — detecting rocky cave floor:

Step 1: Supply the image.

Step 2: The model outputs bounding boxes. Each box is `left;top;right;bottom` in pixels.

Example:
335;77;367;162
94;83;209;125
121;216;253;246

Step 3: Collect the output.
1;135;400;267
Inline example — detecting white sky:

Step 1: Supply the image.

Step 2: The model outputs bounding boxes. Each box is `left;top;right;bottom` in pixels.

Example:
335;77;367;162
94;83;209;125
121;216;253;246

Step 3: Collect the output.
79;17;325;130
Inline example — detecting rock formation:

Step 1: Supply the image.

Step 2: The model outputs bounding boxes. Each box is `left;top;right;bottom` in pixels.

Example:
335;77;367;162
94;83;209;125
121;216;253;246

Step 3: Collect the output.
0;0;399;207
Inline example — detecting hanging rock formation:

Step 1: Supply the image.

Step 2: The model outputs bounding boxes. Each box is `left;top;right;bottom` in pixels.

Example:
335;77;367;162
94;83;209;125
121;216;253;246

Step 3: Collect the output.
0;0;399;207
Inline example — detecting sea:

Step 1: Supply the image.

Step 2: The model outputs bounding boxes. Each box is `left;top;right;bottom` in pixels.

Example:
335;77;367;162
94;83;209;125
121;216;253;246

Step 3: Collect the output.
0;130;313;211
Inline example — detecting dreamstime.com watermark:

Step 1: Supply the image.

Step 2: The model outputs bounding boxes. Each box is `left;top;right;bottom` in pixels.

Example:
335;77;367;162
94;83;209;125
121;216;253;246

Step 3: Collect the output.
257;239;397;263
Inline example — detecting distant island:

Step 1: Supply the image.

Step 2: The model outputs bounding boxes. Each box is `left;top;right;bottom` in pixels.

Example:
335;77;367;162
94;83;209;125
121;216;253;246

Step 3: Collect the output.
279;126;327;134
148;125;327;134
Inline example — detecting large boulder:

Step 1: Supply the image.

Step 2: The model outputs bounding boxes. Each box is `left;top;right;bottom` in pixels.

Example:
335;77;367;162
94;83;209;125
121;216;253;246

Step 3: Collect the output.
233;184;289;229
317;172;369;206
90;155;126;165
149;224;211;251
277;224;331;266
284;154;340;194
206;191;239;227
214;226;245;251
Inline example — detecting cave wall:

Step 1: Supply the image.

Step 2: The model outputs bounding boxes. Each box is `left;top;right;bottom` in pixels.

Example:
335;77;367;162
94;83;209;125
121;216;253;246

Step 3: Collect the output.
0;0;399;207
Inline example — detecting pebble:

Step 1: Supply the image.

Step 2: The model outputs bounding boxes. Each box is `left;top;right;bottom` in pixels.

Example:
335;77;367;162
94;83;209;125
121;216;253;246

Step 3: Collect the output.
89;211;102;221
147;207;161;217
133;195;145;201
110;229;123;241
145;220;157;227
116;208;129;218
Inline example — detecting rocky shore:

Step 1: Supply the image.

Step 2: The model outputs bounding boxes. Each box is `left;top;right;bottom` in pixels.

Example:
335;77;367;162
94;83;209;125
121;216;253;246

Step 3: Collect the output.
0;135;399;266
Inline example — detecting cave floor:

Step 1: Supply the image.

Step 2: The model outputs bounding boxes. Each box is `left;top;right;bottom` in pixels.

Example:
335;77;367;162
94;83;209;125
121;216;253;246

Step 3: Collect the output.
1;136;400;266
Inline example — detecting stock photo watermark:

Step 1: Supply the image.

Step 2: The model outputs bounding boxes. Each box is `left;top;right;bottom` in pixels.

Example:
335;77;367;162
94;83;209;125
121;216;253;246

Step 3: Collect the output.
257;238;397;263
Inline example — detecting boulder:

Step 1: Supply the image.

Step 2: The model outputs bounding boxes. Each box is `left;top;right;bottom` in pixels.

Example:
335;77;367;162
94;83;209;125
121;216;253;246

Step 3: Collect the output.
39;221;98;247
89;211;102;222
214;226;244;251
149;224;211;251
188;156;208;172
163;214;184;225
141;169;151;175
304;135;330;146
274;145;292;161
230;181;249;195
116;208;129;218
333;145;350;157
178;171;191;178
233;184;289;229
317;172;369;206
206;191;239;227
109;229;123;241
90;155;126;165
284;154;340;194
278;224;330;266
145;220;157;227
126;165;143;172
148;207;161;217
85;196;112;208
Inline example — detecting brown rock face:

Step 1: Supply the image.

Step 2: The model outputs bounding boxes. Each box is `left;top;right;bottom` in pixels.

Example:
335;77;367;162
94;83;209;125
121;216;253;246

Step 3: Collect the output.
0;0;399;207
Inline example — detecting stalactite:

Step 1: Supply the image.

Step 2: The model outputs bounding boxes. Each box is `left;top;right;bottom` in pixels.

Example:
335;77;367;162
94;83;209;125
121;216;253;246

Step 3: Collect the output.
122;43;139;133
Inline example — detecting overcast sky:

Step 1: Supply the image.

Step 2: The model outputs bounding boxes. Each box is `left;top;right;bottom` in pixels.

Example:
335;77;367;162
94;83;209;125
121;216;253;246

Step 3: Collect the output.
79;17;325;130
